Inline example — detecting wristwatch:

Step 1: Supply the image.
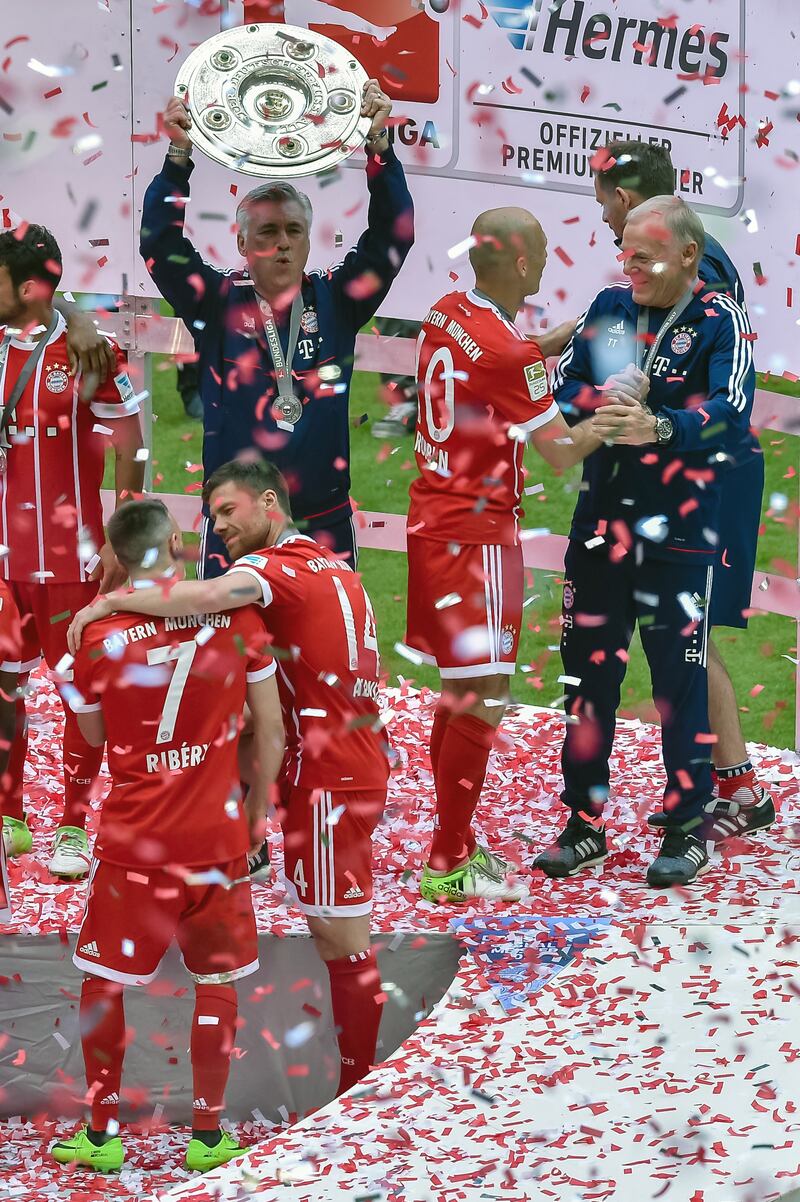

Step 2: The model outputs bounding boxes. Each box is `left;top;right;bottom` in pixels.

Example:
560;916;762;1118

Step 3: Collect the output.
365;129;389;150
654;414;675;445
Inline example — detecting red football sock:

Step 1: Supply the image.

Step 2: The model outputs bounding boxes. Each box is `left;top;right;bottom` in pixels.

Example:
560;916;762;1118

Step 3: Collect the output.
0;698;27;821
429;707;478;866
716;761;760;806
326;948;383;1096
62;709;103;830
429;705;450;774
80;976;126;1131
429;713;496;874
190;984;238;1131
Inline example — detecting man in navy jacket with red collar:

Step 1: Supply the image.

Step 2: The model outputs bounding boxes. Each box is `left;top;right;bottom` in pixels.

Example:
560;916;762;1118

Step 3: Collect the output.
140;81;414;578
536;196;771;889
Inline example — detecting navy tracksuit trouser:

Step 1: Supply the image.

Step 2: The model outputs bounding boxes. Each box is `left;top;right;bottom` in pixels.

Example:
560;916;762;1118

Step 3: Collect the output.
559;540;715;830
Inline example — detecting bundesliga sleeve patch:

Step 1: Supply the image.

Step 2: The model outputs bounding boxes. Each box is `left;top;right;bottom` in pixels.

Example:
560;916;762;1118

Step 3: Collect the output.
236;554;269;570
524;360;549;402
113;372;135;405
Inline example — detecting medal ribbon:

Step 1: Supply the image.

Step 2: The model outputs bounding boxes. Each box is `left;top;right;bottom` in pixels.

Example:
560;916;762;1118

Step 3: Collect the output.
256;290;304;405
635;285;696;378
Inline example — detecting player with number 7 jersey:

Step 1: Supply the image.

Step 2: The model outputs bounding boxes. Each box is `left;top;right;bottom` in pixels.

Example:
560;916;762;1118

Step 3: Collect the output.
67;460;391;1099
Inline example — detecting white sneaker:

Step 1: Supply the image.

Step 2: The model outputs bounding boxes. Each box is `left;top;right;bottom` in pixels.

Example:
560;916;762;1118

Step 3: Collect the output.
470;844;520;875
48;826;91;879
420;859;528;903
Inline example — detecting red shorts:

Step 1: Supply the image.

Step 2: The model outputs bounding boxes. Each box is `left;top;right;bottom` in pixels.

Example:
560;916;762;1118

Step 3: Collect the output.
405;535;523;677
73;858;258;986
279;787;385;917
5;580;99;676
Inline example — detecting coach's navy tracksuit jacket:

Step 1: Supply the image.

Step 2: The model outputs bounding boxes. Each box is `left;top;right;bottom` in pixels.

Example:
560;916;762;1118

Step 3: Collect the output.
140;148;414;577
551;267;758;828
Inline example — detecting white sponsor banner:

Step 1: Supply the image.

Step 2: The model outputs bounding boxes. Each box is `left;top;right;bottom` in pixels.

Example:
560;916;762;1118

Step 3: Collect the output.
0;1;797;373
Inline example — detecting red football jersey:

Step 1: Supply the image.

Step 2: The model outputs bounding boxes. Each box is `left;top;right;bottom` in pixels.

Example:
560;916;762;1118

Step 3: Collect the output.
232;535;389;792
70;607;275;869
0;312;139;585
0;579;21;672
408;290;560;546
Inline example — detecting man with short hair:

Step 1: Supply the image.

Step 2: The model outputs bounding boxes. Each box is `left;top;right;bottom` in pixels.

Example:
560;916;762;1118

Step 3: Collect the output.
69;460;390;1099
51;498;284;1174
405;207;611;903
538;196;765;888
0;224;145;878
141;82;414;578
585;140;770;821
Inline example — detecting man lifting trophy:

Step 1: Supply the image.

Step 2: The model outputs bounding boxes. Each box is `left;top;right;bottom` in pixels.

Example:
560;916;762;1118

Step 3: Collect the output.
138;23;414;882
140;22;415;581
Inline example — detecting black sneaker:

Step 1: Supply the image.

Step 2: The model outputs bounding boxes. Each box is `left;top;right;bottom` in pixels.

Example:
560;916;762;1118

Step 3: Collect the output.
534;812;608;879
247;840;272;884
646;829;710;888
648;787;776;842
704;788;776;843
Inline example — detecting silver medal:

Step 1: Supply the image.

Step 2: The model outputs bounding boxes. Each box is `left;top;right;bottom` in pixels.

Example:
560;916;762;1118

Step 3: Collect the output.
272;396;303;426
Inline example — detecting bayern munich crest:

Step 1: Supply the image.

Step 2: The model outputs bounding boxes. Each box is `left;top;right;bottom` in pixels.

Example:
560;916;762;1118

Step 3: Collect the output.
563;584;575;610
500;626;516;656
300;307;319;335
670;326;696;356
45;367;69;394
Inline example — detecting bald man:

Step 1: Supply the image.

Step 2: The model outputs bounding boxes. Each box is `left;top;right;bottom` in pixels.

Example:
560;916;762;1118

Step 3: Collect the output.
405;207;622;903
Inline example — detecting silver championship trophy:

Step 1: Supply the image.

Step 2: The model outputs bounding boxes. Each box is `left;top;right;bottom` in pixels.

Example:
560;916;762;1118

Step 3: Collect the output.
174;23;373;178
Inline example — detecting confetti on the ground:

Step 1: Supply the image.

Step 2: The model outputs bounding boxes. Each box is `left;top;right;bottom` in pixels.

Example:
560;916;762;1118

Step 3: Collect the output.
1;677;797;1201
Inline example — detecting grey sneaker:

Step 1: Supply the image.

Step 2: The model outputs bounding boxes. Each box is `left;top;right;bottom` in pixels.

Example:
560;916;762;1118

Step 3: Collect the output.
646;829;710;888
534;813;608;879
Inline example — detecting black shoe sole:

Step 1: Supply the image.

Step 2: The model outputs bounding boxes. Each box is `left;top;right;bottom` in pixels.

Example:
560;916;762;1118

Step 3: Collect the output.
535;850;608;879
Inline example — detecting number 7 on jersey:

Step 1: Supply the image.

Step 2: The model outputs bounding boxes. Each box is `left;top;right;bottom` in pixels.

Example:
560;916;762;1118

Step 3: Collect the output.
147;640;198;744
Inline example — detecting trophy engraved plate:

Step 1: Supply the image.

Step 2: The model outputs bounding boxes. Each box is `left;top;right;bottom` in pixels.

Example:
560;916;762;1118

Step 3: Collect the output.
175;24;372;177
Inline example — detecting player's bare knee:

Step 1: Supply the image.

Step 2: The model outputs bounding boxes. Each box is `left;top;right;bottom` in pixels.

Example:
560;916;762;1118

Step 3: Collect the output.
306;914;370;962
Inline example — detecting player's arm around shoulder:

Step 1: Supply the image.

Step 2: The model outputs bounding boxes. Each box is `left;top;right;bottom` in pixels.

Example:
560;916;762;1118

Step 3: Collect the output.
54;298;118;388
66;571;262;654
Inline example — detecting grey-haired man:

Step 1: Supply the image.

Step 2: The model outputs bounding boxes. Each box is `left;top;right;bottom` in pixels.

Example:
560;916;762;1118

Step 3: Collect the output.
140;82;414;577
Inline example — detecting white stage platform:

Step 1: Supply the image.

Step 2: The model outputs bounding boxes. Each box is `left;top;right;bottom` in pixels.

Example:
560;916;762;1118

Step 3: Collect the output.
0;676;797;1201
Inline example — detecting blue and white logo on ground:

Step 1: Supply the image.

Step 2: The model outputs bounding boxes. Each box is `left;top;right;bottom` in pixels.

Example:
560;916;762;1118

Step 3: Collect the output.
451;915;611;1013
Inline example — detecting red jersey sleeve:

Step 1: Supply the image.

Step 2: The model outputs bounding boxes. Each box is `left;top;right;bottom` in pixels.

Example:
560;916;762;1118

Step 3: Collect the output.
0;584;21;673
69;641;103;715
477;337;560;432
88;342;142;421
231;606;277;682
231;552;303;610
